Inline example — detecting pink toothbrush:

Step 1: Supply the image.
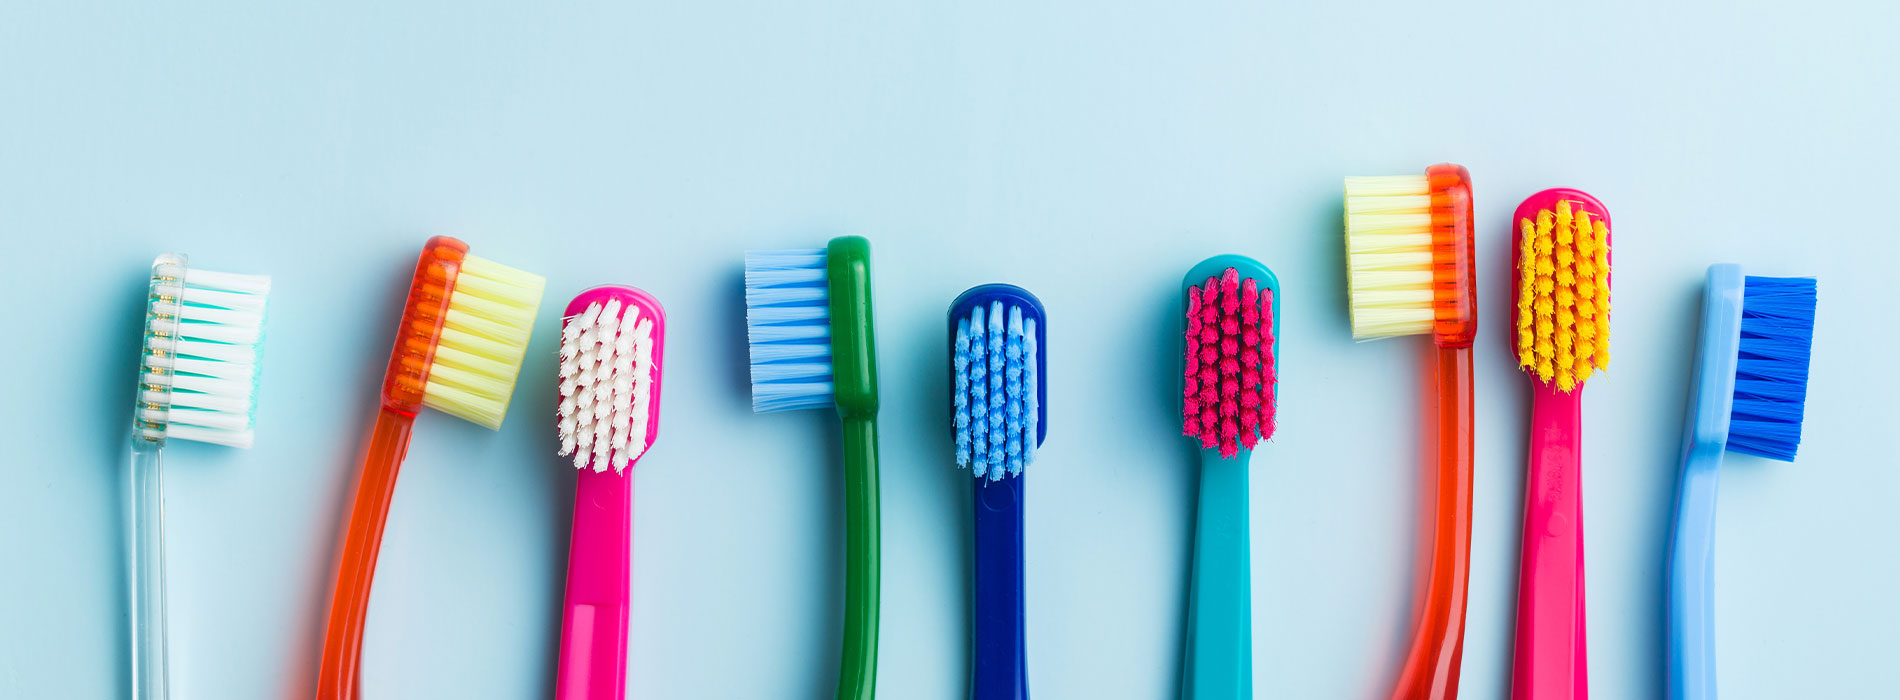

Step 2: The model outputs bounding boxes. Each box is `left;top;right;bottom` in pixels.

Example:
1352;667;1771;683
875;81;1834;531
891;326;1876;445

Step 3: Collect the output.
554;285;666;700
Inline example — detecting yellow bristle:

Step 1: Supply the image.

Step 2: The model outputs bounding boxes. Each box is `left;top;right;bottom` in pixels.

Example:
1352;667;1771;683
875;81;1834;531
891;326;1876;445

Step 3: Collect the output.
421;254;546;429
1514;199;1612;391
1342;175;1436;339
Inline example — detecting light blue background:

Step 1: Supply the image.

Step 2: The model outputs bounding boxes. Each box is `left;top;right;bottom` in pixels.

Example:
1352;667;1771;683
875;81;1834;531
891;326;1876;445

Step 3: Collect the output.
2;1;1895;698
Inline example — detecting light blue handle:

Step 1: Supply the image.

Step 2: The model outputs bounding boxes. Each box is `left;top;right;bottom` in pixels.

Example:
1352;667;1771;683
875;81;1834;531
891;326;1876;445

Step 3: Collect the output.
1667;264;1743;700
1182;449;1251;699
128;445;169;700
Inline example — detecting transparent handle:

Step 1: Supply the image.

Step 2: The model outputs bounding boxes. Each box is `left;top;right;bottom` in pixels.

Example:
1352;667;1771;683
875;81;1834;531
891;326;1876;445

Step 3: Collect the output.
128;446;169;700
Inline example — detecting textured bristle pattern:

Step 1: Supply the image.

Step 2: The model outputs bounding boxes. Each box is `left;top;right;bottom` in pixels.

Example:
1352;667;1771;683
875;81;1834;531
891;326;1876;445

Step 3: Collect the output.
420;254;545;429
1515;199;1611;391
137;256;272;449
557;299;657;472
745;249;835;412
1182;268;1276;459
1344;175;1436;339
953;301;1039;480
1726;276;1816;461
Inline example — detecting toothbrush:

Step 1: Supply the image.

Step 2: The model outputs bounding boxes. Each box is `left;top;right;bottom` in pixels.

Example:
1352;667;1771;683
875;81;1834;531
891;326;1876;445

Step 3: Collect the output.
128;253;270;700
1178;257;1279;699
553;286;666;700
315;236;544;699
1508;189;1612;700
1343;164;1476;700
744;236;880;700
1666;266;1815;700
950;285;1047;700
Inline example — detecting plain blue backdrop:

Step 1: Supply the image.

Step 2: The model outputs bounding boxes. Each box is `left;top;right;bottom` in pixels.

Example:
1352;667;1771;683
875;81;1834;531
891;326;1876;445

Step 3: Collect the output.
3;1;1895;698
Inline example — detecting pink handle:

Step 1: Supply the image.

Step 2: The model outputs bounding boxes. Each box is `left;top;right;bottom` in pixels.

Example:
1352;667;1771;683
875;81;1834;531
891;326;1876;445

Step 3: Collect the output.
557;468;633;700
1511;383;1588;700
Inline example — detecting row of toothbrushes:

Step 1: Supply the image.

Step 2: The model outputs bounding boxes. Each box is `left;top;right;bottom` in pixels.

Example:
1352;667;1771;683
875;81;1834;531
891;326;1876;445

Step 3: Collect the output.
125;169;1813;700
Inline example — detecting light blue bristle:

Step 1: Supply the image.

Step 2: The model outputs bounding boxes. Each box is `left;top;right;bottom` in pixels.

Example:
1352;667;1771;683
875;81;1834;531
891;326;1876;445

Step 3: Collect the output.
954;319;973;467
1004;306;1025;478
968;305;990;475
986;302;1007;481
1727;276;1816;461
745;249;835;413
1022;318;1038;469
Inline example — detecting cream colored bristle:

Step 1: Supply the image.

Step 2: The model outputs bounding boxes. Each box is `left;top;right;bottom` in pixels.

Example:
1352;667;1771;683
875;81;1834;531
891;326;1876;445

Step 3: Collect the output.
1515;200;1611;391
421;254;546;429
1343;175;1435;339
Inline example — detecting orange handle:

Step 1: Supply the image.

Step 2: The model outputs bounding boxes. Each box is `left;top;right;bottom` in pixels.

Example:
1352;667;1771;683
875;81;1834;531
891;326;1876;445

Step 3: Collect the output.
1390;345;1474;700
315;407;416;700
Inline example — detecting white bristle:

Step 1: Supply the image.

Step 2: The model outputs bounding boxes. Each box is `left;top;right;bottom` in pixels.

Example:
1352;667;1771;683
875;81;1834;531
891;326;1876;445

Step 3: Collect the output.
1344;175;1438;339
556;299;658;473
137;255;270;449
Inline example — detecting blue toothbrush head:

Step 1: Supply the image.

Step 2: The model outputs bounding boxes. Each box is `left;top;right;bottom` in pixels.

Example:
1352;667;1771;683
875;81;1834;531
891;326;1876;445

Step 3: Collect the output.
950;284;1047;481
1727;274;1816;461
745;248;835;412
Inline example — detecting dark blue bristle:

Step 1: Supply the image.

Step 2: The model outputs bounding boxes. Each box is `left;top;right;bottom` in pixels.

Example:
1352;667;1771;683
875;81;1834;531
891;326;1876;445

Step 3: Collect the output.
1726;276;1816;461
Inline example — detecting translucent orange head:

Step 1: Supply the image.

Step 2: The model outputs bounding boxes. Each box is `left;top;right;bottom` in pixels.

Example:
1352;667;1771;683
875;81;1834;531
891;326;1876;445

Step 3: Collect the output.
1426;164;1476;347
380;236;468;414
1342;163;1475;347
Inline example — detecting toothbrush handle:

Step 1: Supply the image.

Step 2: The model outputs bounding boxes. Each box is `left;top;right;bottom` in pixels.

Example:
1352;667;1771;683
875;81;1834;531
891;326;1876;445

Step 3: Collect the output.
1666;448;1722;700
970;474;1028;700
316;407;417;700
1391;345;1475;700
1182;449;1251;700
837;415;881;700
557;468;634;700
128;446;169;700
1511;385;1588;700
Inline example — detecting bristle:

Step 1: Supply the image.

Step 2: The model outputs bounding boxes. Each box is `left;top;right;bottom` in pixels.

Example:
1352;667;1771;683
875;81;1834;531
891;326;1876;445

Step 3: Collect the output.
421;254;546;429
557;299;657;472
745;249;835;412
1182;268;1275;458
1343;175;1435;338
953;300;1041;480
1727;276;1816;461
1515;199;1611;390
137;257;271;449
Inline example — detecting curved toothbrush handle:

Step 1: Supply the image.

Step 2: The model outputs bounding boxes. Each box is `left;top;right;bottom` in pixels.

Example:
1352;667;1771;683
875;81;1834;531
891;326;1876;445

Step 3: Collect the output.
128;446;169;700
1182;449;1251;700
1666;448;1722;700
1511;384;1588;700
837;415;881;700
316;407;416;700
971;474;1028;700
1391;346;1475;700
557;468;634;700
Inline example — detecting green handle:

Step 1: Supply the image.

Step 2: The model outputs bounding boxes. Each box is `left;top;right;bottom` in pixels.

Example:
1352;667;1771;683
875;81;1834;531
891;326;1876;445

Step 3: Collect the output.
837;415;881;700
1182;449;1252;699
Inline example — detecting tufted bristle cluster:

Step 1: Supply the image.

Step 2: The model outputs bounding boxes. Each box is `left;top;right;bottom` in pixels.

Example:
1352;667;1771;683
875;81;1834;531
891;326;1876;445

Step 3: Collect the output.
1343;174;1437;338
136;255;272;449
1515;199;1611;391
557;298;657;472
1726;276;1816;461
420;254;545;429
1182;268;1276;459
744;249;836;412
953;301;1039;481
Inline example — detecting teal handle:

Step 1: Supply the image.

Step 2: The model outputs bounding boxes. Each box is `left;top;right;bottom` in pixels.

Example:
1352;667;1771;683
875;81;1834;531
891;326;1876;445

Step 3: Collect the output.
1182;449;1251;699
128;445;169;700
836;415;881;700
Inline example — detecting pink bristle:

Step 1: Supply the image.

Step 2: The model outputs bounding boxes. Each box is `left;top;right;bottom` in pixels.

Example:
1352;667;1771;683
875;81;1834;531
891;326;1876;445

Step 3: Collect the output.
1237;279;1262;450
1182;292;1202;435
1183;268;1276;457
1257;287;1277;441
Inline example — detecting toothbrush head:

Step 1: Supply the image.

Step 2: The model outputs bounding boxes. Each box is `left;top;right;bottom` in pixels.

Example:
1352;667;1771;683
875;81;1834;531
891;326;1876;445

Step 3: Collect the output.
135;253;271;449
1726;274;1816;460
744;236;878;418
1344;163;1475;346
1181;256;1280;459
557;286;666;473
1511;189;1612;392
380;236;546;429
949;284;1047;481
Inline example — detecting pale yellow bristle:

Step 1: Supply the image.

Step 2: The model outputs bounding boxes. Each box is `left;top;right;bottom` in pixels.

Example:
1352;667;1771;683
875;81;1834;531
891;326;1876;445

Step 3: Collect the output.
1515;200;1611;391
1343;175;1435;339
422;254;547;429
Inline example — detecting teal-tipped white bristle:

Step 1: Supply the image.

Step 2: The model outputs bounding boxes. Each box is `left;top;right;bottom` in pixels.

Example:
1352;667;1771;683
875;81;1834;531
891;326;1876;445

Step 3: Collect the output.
137;256;270;449
745;249;834;412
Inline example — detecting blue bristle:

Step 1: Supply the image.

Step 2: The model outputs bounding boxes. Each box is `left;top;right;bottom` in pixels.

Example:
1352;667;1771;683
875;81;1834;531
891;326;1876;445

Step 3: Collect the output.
1004;306;1025;478
951;300;1041;481
968;305;989;475
745;249;835;413
1726;276;1816;461
1021;319;1038;469
954;319;973;467
986;302;1006;481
